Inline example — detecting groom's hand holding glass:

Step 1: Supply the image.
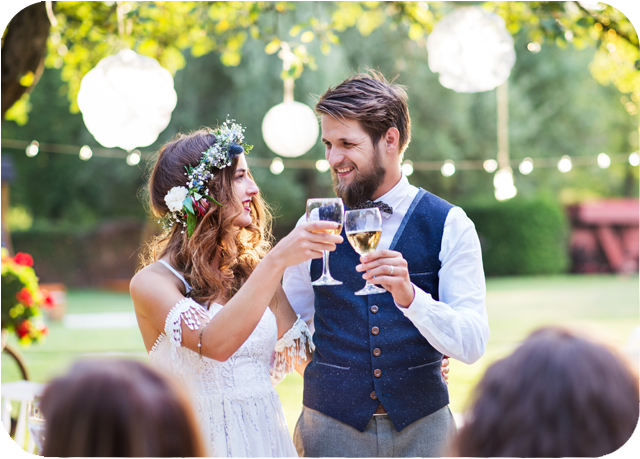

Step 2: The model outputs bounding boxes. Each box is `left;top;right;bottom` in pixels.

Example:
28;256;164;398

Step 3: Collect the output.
355;249;415;307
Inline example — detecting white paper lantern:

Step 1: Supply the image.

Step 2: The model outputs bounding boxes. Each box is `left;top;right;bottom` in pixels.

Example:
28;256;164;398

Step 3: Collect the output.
262;101;319;158
77;49;177;151
426;6;516;93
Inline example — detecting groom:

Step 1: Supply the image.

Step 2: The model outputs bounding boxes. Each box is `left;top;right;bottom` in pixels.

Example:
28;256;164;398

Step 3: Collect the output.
283;70;489;457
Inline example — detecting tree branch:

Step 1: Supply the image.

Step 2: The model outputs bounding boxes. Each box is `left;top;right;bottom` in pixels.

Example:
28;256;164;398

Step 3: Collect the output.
1;3;52;119
574;1;638;46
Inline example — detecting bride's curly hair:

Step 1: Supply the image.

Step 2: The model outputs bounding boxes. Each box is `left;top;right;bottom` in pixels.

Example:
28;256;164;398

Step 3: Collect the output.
144;128;272;306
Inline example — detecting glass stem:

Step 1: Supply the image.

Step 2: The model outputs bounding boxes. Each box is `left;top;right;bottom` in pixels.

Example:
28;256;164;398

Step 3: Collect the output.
322;250;332;278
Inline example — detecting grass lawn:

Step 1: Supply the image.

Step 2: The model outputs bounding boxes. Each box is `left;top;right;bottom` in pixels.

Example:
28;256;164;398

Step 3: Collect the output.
2;274;638;435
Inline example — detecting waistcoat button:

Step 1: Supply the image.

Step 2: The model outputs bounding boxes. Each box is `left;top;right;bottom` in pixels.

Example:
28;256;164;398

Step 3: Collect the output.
374;369;382;378
373;348;381;357
370;391;378;400
370;305;379;313
371;326;380;335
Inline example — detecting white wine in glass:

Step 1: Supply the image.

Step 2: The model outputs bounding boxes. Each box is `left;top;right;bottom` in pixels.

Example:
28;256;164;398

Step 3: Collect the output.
306;198;344;286
344;208;387;295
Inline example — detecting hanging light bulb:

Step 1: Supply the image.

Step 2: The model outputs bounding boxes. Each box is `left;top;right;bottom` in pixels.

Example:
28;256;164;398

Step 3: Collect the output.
483;159;498;173
402;160;414;176
519;157;534;175
558;155;572;173
494;168;517;201
441;160;456;177
270;157;285;175
26;141;39;157
77;49;177;152
79;145;93;161
315;159;330;172
597;153;611;169
126;149;141;166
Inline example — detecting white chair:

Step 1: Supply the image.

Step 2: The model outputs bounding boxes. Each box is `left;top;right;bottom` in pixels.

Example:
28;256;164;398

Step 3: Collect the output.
1;380;45;453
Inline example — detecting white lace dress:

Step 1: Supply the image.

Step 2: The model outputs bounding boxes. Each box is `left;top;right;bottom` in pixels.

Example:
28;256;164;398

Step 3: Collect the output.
148;263;312;457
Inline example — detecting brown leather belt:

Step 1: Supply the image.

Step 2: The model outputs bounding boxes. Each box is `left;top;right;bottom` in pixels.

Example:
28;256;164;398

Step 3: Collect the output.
373;404;387;416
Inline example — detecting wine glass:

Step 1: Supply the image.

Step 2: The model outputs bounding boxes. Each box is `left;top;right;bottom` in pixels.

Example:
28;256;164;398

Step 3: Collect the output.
27;397;46;453
306;198;344;286
344;208;387;296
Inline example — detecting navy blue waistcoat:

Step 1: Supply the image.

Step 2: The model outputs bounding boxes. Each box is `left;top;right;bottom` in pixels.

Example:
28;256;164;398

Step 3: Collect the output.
304;189;453;432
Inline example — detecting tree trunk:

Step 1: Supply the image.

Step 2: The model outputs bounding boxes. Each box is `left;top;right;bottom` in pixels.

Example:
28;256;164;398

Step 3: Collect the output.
1;2;51;120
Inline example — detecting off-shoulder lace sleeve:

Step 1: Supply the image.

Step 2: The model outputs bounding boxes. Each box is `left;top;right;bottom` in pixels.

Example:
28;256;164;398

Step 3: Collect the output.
270;315;315;386
164;298;209;367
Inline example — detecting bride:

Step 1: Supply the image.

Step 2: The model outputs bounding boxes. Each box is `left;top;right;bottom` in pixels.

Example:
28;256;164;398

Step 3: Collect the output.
130;120;342;457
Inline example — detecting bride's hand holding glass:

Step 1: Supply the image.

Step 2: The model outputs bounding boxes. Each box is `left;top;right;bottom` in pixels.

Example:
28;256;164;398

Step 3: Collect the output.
267;220;343;271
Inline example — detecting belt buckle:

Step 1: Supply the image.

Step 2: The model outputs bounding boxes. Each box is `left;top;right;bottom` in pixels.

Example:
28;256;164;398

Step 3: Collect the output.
373;404;387;416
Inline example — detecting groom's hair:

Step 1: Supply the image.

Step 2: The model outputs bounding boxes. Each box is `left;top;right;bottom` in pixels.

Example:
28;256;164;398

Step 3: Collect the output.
315;68;411;157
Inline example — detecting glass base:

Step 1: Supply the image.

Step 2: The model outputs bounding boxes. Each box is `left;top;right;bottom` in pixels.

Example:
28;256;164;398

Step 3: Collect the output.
311;275;343;286
354;282;386;296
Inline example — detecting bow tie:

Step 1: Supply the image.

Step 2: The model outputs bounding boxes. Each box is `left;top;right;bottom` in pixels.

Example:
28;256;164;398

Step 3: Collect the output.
349;200;394;216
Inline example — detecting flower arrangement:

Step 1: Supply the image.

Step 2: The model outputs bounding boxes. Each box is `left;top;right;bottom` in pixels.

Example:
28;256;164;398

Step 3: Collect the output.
159;118;253;237
1;249;55;346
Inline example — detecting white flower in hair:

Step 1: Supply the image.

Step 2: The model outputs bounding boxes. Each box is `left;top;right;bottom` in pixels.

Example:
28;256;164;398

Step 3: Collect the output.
165;186;189;212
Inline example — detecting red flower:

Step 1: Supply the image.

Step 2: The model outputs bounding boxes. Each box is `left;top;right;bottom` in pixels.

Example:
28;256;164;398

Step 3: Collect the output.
16;321;31;338
16;287;34;306
40;289;56;309
36;323;48;335
14;252;34;267
192;197;210;217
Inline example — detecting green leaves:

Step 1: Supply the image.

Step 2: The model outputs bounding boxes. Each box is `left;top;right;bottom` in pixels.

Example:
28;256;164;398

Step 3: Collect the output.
186;211;197;237
183;196;194;214
203;194;223;207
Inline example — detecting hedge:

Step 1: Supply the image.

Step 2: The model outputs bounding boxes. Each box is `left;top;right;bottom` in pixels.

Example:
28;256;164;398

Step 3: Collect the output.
10;219;147;287
463;197;570;277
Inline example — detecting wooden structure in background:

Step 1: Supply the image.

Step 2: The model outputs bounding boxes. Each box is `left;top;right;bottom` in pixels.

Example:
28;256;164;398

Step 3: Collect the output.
568;199;639;273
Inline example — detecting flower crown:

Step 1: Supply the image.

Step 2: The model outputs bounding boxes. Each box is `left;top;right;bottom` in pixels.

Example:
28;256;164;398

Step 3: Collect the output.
159;119;253;237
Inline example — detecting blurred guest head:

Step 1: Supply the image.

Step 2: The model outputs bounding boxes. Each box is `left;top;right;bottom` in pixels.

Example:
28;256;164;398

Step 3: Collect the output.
455;326;639;457
40;359;205;457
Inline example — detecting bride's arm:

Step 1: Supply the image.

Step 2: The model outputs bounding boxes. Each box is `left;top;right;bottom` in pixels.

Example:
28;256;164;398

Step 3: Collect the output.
131;221;341;362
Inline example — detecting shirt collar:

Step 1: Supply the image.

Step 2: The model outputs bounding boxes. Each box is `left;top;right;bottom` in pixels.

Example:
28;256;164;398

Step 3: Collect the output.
376;174;411;219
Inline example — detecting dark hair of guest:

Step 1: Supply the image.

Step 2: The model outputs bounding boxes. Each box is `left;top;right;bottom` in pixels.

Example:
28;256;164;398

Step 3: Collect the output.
40;359;206;457
455;326;639;457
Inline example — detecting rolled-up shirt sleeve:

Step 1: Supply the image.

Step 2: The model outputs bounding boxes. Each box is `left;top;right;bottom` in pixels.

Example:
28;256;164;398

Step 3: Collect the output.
395;207;489;364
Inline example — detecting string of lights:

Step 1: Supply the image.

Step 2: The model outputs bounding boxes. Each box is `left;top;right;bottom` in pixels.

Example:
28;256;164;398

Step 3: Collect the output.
2;138;638;177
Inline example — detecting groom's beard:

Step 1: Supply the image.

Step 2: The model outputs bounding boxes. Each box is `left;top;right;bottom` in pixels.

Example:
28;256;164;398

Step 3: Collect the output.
331;146;387;208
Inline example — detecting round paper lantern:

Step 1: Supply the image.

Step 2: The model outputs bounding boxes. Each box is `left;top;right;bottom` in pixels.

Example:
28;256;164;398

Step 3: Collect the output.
77;49;177;151
427;6;516;93
262;101;319;158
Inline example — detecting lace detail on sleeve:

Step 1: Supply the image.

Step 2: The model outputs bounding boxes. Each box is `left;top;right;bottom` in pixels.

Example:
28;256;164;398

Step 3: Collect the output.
270;315;315;386
164;298;209;365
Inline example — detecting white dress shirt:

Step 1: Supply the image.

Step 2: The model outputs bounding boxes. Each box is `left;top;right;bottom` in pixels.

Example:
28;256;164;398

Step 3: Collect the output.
283;175;490;364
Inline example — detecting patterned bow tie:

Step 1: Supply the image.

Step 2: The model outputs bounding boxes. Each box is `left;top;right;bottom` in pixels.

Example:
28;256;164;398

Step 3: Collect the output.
349;200;394;216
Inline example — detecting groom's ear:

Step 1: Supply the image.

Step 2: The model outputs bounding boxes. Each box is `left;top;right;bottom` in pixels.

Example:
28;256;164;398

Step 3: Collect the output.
383;127;400;155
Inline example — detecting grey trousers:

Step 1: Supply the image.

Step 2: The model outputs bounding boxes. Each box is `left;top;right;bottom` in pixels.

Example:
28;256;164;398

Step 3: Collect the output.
293;405;457;457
